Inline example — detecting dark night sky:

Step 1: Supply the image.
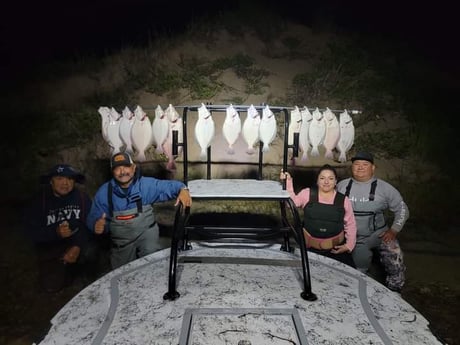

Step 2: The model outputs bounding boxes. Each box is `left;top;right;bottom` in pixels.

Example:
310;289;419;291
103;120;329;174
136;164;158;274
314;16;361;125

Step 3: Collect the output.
1;0;458;85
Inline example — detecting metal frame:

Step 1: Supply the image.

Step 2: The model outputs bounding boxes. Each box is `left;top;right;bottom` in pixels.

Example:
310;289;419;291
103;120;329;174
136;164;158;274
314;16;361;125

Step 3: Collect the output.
163;104;317;302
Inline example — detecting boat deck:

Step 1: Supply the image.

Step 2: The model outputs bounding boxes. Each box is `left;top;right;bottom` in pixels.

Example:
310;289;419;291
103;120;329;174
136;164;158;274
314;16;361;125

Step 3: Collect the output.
38;242;441;345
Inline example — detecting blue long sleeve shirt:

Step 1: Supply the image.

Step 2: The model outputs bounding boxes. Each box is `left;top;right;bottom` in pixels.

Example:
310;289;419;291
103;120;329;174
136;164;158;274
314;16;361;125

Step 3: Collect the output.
86;176;185;234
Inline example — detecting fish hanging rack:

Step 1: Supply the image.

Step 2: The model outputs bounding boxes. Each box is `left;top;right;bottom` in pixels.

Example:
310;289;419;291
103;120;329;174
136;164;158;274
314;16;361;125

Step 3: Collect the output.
145;104;361;187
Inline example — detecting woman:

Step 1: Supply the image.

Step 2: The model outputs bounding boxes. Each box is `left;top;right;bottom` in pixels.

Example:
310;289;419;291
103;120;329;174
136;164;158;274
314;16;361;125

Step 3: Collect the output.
280;164;357;267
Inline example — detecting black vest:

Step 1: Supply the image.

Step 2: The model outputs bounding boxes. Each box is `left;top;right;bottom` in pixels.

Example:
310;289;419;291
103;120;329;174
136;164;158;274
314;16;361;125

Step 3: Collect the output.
303;189;345;238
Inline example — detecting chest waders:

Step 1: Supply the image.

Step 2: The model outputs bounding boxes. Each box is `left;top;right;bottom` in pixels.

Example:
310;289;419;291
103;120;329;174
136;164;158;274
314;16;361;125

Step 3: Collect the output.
303;189;345;250
344;180;386;234
107;183;156;248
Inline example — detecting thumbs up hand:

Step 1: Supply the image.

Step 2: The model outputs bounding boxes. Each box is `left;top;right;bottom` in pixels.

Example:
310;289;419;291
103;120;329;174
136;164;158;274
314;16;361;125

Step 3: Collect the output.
94;213;106;235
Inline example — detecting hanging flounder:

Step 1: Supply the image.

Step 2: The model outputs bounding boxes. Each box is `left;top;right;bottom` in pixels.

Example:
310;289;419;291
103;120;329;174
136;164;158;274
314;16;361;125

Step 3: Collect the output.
299;106;313;161
131;105;153;162
119;106;135;154
107;107;124;155
288;106;302;161
98;106;110;142
259;105;277;153
242;104;261;155
222;104;242;154
195;103;215;160
308;107;326;157
337;110;355;163
288;106;302;145
151;105;169;154
163;104;183;171
322;107;340;160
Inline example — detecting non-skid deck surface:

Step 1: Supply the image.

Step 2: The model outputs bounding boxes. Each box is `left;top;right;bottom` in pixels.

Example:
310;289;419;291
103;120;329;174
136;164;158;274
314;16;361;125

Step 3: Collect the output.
38;243;441;345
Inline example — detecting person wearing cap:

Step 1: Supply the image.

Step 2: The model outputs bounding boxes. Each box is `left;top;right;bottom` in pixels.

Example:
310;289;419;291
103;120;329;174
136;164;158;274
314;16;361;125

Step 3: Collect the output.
280;164;357;267
86;152;192;269
337;151;409;292
23;164;98;293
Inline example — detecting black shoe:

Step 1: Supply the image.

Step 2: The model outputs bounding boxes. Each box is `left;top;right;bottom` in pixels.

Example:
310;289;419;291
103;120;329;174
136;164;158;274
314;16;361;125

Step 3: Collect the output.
388;286;402;294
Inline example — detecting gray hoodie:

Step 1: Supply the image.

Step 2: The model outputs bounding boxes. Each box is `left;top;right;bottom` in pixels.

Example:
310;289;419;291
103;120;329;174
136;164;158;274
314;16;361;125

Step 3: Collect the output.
337;176;409;237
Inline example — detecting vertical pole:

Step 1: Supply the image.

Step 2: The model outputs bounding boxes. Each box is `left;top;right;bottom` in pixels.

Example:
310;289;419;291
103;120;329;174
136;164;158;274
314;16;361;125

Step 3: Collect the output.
258;141;263;180
282;108;289;190
182;107;189;185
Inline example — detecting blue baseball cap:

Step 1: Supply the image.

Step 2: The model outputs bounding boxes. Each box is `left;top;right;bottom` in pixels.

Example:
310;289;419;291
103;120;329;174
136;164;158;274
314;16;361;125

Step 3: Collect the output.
41;164;85;184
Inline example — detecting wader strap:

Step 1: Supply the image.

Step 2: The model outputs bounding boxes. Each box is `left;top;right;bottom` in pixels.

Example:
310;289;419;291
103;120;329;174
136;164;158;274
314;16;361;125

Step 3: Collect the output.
108;183;143;218
309;188;344;206
344;179;353;198
344;179;377;201
369;180;377;201
310;187;318;202
334;191;345;206
108;183;113;218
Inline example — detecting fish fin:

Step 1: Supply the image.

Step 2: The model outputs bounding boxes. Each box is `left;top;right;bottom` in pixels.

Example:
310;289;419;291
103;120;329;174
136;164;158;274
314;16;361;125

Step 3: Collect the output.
246;147;255;155
311;146;320;157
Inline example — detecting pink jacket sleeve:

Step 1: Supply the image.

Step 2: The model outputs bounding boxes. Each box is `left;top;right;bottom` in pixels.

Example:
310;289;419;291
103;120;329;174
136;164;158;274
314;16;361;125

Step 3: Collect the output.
285;177;310;208
343;196;357;251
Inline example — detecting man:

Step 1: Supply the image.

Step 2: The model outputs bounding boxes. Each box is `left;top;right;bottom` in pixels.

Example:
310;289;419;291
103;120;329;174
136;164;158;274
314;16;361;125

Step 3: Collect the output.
337;151;409;292
86;152;191;269
23;164;97;293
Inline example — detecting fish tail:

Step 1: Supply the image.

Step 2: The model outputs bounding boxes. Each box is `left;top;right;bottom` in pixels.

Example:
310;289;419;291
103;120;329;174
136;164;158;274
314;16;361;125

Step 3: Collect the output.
325;149;333;159
136;151;146;162
301;151;309;161
200;149;207;160
338;152;346;163
311;146;319;156
166;160;176;171
246;147;255;155
262;144;269;152
227;147;235;155
155;146;164;154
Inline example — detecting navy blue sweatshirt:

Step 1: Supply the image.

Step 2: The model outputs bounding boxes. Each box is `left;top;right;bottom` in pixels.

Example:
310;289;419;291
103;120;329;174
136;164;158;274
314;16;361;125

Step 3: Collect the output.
23;186;92;246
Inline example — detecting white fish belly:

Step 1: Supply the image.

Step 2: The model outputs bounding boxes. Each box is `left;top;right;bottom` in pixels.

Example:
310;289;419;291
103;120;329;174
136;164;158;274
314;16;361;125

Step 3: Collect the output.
195;120;215;155
259;120;277;152
131;121;153;153
152;119;169;147
223;121;241;146
242;119;260;147
324;126;340;150
107;123;123;154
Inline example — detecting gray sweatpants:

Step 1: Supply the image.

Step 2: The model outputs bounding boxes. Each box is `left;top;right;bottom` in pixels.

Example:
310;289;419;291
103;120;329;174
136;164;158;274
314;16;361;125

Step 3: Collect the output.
352;229;405;290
